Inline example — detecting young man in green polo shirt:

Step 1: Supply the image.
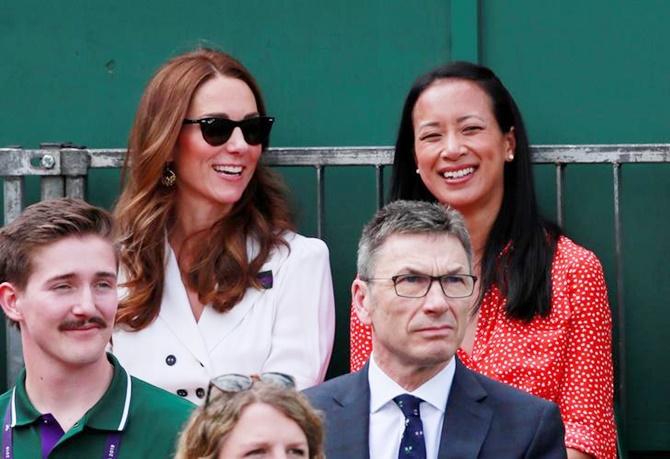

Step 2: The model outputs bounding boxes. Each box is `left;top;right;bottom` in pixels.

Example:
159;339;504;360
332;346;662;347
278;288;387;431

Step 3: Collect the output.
0;198;194;458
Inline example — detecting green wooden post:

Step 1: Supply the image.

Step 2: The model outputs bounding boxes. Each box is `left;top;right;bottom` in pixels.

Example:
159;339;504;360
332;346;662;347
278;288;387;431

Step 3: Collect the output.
450;0;479;62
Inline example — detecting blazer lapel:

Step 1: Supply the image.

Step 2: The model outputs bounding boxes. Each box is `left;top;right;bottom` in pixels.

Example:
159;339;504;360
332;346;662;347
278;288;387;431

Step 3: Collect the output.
159;246;211;367
438;358;492;459
197;286;264;351
197;238;285;351
327;366;371;458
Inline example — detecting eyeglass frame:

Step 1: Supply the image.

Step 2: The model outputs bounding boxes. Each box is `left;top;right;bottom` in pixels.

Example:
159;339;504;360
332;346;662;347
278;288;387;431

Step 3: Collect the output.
361;273;478;299
205;372;296;406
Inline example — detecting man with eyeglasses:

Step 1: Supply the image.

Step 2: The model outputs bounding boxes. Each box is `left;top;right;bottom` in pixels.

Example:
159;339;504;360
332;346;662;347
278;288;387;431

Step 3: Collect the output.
305;200;566;459
0;198;193;458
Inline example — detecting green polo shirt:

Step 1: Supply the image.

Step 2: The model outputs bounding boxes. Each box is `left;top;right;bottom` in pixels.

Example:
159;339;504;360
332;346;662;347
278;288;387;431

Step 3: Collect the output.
0;353;194;458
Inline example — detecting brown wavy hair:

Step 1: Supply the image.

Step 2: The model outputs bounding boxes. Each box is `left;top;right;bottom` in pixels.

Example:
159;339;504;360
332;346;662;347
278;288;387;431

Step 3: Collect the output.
0;198;116;328
114;48;293;330
175;382;325;459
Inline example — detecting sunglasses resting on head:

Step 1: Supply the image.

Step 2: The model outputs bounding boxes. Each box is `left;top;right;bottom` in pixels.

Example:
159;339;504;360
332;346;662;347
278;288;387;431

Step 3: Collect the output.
183;116;275;146
205;372;295;405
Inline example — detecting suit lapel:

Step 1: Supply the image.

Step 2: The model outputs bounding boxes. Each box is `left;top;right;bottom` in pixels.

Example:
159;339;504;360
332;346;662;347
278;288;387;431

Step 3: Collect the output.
327;367;371;458
438;358;492;459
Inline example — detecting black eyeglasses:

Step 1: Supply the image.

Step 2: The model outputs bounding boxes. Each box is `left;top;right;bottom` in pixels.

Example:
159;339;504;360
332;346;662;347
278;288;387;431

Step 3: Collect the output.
183;116;275;146
362;273;477;299
205;372;295;405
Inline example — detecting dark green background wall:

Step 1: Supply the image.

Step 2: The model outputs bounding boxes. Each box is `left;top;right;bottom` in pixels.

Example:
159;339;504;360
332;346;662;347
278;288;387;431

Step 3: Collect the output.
2;0;668;454
481;1;670;453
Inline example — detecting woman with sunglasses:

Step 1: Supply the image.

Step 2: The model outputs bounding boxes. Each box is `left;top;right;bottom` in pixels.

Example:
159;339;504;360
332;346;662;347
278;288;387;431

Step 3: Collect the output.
349;62;616;458
175;373;325;459
111;48;335;404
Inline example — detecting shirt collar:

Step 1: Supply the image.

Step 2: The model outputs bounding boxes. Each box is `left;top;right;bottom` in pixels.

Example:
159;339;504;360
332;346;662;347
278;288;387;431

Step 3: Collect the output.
11;369;40;427
368;353;456;415
10;353;132;432
83;353;132;431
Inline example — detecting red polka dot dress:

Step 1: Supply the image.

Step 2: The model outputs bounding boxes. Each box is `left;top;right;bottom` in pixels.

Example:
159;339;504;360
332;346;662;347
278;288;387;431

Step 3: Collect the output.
350;236;617;458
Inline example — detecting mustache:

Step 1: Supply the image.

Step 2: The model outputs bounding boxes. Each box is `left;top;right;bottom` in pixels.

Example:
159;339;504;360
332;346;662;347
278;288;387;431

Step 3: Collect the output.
58;316;108;331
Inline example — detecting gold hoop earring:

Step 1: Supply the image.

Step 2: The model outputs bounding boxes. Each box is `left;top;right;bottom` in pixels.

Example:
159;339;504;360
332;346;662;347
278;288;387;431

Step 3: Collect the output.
161;163;176;187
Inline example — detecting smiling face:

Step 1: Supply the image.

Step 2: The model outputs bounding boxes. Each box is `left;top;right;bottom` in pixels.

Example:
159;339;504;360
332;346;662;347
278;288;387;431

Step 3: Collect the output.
353;232;472;382
0;235;118;371
217;402;310;459
174;74;263;222
413;78;516;217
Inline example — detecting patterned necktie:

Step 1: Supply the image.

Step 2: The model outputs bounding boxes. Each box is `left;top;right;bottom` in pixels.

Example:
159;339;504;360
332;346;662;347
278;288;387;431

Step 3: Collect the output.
393;394;427;459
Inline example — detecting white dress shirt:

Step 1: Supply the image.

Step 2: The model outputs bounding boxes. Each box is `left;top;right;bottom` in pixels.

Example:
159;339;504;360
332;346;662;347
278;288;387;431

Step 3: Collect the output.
111;231;336;404
368;354;456;459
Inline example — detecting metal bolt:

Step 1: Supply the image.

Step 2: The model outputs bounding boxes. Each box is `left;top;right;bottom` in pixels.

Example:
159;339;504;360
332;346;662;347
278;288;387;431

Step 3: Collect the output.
41;154;56;169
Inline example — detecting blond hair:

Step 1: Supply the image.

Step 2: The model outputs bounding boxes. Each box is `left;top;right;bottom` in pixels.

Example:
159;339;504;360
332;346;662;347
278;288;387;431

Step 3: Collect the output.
175;383;325;459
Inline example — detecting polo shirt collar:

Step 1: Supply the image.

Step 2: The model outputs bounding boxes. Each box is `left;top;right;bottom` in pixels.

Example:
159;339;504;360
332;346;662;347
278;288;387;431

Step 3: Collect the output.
82;353;132;431
368;353;456;414
10;369;40;428
10;353;132;432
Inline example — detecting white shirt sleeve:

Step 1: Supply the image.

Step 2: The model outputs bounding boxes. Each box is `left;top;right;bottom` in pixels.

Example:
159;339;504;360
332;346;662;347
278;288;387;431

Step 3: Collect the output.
260;233;336;389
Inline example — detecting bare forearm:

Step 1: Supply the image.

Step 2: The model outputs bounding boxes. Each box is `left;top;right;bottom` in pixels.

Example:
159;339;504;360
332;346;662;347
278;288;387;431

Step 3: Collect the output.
567;447;593;459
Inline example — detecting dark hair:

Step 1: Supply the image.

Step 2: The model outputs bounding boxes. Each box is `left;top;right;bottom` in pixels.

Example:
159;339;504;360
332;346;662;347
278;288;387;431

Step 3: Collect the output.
389;61;560;320
115;48;294;330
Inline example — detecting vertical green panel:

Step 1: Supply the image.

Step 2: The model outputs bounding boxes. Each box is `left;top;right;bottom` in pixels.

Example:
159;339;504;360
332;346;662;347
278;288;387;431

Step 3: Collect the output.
532;164;558;221
450;0;480;62
480;0;670;144
621;164;670;451
481;0;670;453
323;167;380;376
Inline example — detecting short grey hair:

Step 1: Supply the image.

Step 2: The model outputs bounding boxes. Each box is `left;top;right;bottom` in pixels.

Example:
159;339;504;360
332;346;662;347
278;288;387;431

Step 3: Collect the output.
357;200;472;279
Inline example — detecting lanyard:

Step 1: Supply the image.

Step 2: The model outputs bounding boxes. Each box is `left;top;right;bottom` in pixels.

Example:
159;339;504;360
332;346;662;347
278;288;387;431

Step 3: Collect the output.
2;396;122;459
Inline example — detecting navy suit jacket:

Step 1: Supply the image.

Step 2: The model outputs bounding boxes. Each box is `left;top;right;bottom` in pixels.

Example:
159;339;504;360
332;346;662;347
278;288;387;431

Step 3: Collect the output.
304;358;567;459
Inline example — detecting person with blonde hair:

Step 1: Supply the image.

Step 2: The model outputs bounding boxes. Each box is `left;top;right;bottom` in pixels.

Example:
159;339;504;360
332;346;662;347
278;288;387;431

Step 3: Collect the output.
175;373;325;459
112;48;335;404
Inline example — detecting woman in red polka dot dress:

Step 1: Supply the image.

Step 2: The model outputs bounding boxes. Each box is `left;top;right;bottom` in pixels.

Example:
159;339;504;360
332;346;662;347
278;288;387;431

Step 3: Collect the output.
349;62;616;459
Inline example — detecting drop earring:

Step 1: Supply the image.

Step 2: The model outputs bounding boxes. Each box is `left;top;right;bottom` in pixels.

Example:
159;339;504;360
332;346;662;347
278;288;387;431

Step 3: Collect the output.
161;163;176;187
416;168;420;174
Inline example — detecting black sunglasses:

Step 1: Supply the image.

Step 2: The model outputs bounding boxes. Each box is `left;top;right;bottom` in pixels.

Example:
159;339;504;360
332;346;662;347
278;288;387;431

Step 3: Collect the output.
183;116;275;146
205;372;296;405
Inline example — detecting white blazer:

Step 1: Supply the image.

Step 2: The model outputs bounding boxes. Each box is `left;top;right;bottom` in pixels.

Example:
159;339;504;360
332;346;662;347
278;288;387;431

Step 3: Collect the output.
111;231;335;405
